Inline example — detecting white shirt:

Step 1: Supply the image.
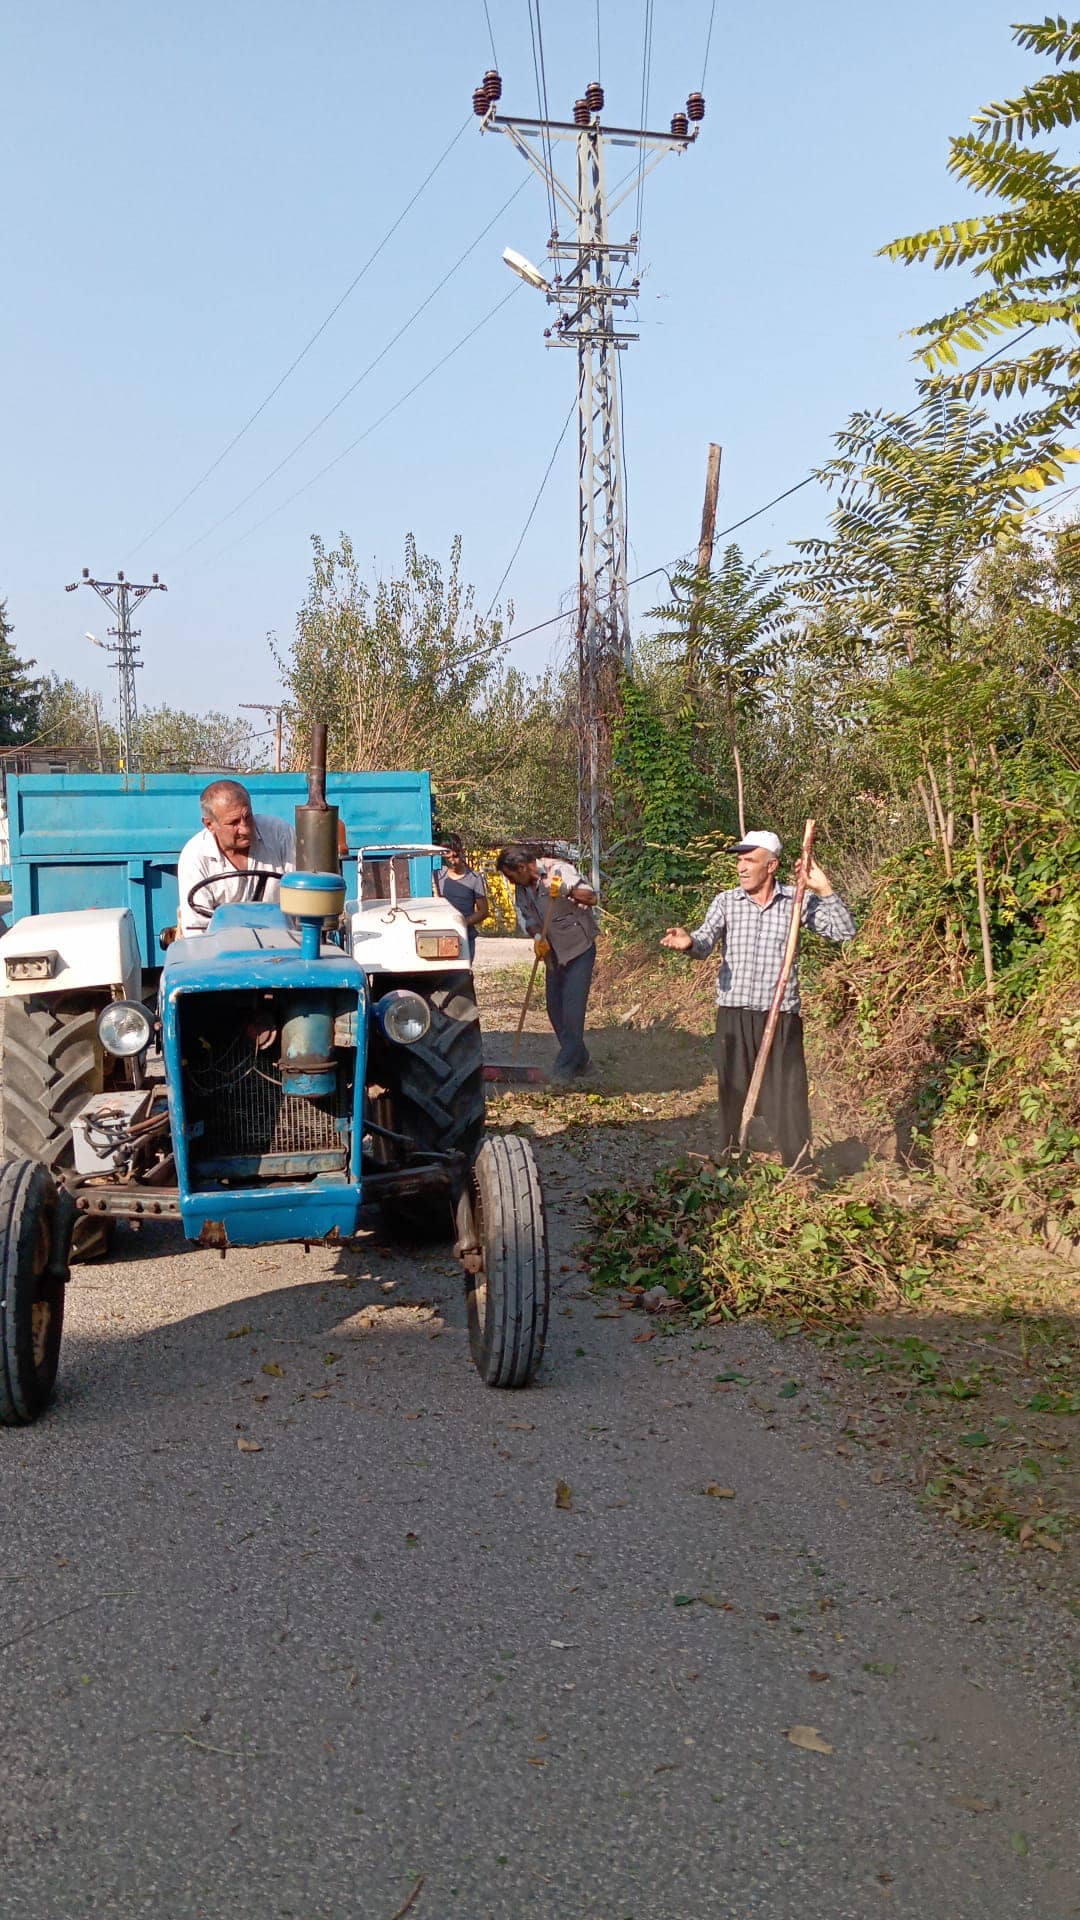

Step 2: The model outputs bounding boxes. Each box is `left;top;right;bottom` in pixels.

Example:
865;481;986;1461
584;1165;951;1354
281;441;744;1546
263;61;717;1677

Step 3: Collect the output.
177;815;296;937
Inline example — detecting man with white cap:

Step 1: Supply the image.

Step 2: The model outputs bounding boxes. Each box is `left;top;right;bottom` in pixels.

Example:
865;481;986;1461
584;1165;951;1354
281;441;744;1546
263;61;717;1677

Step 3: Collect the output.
661;830;855;1166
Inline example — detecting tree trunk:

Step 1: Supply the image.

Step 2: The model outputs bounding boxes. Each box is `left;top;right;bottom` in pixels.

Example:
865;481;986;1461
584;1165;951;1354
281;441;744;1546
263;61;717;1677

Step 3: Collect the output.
733;740;746;841
916;775;937;844
926;763;954;878
969;758;995;1005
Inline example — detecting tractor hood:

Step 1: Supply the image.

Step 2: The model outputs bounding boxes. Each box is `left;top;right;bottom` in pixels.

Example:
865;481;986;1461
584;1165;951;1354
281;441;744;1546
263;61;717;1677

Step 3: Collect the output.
163;903;364;996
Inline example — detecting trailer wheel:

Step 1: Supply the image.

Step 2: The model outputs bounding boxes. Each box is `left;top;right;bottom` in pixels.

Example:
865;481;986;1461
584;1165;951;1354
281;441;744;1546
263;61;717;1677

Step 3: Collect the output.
375;971;485;1239
462;1133;548;1388
0;1159;70;1425
0;996;114;1262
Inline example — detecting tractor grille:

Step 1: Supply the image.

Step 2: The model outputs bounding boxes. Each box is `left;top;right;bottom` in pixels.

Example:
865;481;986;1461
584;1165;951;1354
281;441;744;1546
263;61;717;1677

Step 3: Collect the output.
201;1065;345;1158
184;1031;351;1172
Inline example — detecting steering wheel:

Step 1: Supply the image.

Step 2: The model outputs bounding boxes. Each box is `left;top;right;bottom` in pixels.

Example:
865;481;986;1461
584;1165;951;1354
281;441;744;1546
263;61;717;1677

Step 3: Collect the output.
185;870;286;918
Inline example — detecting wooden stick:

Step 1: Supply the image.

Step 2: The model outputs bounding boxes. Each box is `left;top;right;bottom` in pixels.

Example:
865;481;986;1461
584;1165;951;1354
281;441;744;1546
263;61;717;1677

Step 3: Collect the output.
737;819;816;1152
511;883;560;1059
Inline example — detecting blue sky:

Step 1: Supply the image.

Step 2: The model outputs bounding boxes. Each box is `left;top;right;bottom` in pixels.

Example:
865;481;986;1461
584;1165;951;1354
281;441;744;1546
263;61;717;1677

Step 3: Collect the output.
2;0;1041;735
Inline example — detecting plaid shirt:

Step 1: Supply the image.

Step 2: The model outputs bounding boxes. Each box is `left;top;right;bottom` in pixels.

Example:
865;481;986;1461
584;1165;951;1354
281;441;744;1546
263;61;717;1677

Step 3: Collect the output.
690;883;855;1013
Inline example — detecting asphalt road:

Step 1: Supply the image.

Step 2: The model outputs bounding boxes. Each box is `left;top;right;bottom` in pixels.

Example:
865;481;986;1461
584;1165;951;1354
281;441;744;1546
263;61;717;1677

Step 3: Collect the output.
1;1143;1076;1920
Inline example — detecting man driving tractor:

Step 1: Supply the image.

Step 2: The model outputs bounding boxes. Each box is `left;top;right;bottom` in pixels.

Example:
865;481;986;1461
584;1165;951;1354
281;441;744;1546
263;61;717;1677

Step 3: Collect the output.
177;779;295;937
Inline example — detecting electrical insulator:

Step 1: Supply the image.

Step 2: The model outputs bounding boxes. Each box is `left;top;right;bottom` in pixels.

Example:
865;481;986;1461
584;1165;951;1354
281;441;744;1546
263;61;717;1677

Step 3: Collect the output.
687;91;705;122
82;567;89;578
472;85;489;116
573;98;590;127
483;68;502;103
670;111;689;137
117;570;125;582
585;81;604;113
152;573;159;584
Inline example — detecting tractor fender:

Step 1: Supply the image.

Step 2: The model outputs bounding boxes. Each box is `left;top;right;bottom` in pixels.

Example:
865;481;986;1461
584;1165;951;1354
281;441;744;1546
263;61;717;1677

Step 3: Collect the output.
0;907;142;1001
347;896;473;976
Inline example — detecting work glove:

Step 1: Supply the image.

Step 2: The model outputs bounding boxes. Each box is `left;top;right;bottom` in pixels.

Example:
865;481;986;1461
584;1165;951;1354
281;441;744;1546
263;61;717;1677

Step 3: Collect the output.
534;937;551;960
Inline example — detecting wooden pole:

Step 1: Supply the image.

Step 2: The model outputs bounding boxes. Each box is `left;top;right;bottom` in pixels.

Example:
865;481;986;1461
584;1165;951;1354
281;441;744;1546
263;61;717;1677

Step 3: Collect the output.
686;442;722;691
737;818;817;1153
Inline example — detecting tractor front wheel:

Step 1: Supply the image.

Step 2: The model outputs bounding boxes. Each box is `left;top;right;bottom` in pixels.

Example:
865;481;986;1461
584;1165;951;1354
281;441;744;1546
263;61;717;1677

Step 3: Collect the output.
461;1133;549;1388
0;1158;71;1425
374;971;485;1242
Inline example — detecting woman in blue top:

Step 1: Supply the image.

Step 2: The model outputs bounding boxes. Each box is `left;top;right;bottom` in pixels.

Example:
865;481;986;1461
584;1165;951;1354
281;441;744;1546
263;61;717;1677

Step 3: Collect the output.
435;835;489;961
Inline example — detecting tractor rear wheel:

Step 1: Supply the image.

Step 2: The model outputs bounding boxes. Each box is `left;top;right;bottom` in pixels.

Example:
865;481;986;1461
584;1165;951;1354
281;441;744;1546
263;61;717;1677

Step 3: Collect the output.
0;1158;71;1425
0;995;114;1262
462;1133;548;1389
375;972;485;1239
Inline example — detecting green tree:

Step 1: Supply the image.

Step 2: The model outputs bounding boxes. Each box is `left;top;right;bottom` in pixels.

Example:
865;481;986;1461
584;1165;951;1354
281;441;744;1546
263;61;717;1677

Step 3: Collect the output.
883;16;1080;463
279;532;506;777
649;544;787;835
0;601;43;747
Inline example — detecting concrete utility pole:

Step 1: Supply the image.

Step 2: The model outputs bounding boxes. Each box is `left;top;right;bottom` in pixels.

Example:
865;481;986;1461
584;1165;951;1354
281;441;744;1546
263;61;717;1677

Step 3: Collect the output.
239;702;285;772
65;568;166;773
474;68;704;888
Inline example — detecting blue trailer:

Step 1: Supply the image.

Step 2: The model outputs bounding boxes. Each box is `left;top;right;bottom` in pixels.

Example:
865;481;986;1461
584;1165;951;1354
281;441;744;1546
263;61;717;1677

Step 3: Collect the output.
0;749;548;1424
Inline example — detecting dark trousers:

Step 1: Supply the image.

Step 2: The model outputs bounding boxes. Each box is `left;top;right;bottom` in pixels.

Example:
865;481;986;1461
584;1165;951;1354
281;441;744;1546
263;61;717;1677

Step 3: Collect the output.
715;1005;812;1167
545;944;595;1080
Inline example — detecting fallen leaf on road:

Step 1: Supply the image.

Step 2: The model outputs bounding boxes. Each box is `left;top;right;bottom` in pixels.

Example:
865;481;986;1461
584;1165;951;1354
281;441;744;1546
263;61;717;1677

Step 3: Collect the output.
261;1361;284;1379
778;1382;799;1400
673;1594;695;1607
225;1326;251;1340
949;1794;999;1814
323;1351;342;1365
507;1421;535;1432
236;1438;263;1454
715;1370;749;1385
653;1763;678;1773
1033;1534;1063;1553
1011;1833;1029;1858
863;1661;897;1677
311;1390;330;1400
554;1481;573;1510
696;1592;733;1610
807;1670;830;1683
785;1725;833;1754
633;1331;656;1344
702;1484;735;1499
549;1640;575;1650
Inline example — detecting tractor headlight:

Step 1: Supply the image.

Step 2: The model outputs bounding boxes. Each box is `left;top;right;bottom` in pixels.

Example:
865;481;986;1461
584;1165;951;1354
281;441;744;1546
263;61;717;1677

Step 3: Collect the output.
376;990;431;1046
97;999;153;1058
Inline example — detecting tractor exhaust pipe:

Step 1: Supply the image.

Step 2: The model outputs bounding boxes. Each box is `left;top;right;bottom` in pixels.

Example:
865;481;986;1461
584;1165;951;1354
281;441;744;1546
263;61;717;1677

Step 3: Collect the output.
294;720;340;875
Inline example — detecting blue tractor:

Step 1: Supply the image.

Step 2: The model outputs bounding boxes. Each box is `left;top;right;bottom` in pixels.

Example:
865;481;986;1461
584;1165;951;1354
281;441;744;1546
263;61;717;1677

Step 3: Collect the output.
0;734;548;1423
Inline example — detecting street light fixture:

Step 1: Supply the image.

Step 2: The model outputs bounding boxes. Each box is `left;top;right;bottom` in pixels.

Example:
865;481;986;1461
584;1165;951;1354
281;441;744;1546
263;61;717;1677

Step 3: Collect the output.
502;246;551;292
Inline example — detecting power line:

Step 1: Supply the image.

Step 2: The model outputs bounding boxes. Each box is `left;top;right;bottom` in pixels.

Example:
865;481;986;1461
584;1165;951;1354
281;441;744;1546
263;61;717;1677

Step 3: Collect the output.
191;287;521;576
596;0;602;77
482;0;499;65
701;0;718;88
486;397;577;617
635;0;656;249
170;178;529;564
129;115;472;561
526;0;559;240
491;321;1050;653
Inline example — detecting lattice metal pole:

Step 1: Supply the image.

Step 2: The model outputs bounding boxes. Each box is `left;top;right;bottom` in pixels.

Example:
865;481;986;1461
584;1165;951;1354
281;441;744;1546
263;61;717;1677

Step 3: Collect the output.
65;568;167;773
477;82;702;889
